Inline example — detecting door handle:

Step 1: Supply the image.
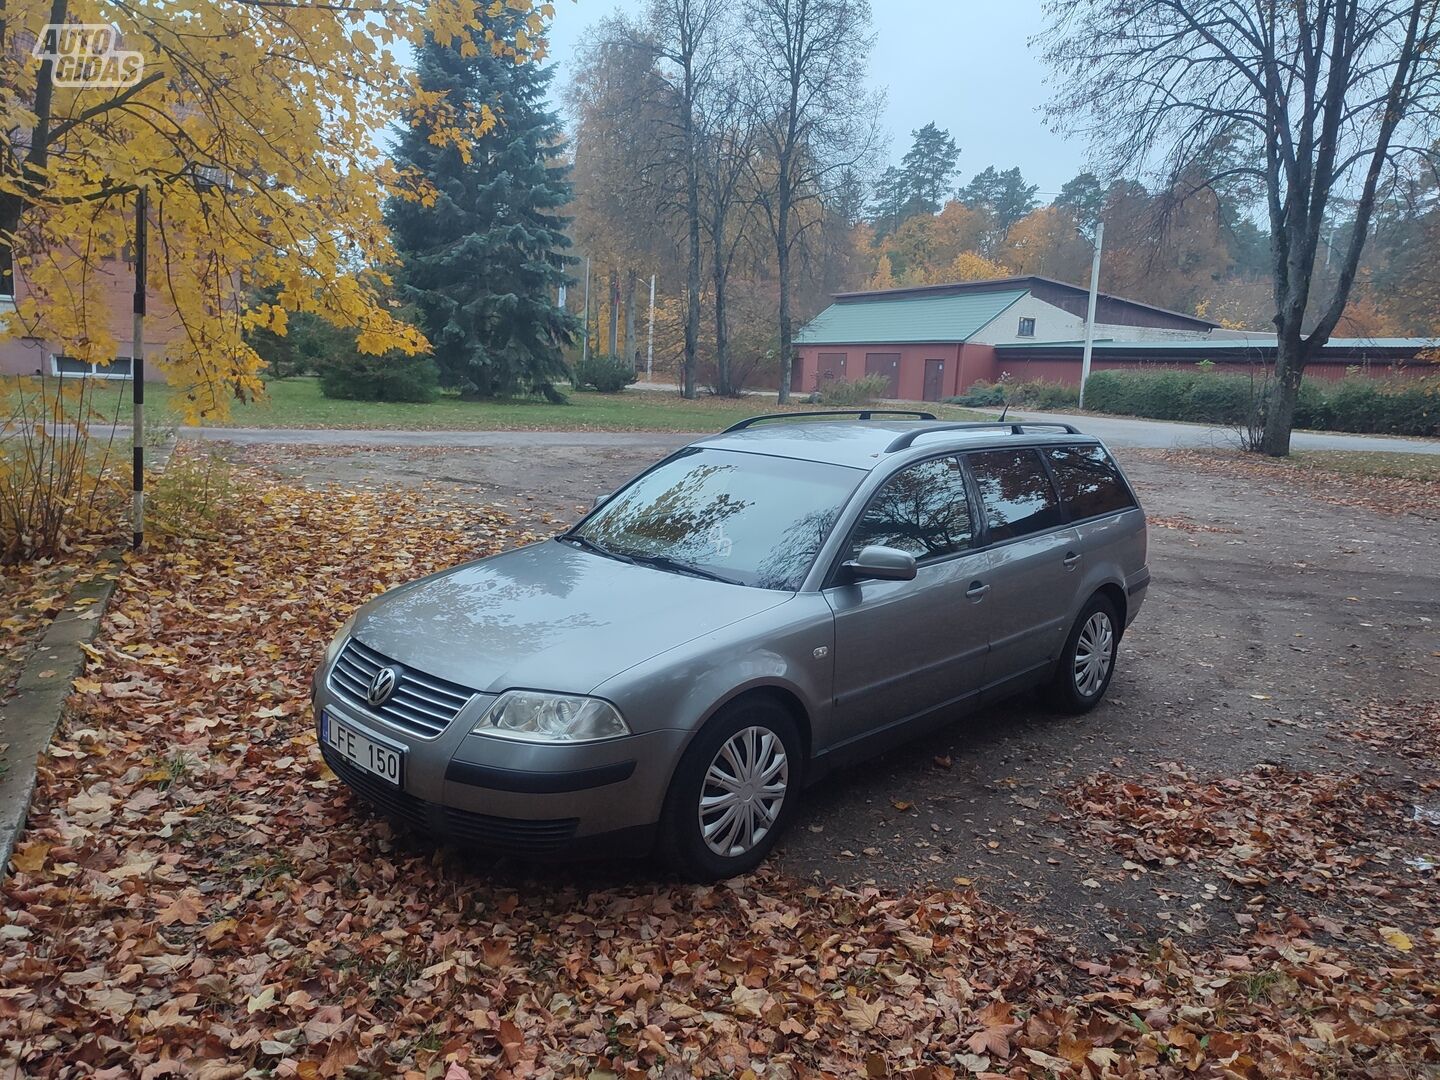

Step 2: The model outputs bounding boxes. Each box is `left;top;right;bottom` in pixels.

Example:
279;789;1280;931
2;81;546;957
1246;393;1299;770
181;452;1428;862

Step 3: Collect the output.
1062;551;1081;570
966;580;990;600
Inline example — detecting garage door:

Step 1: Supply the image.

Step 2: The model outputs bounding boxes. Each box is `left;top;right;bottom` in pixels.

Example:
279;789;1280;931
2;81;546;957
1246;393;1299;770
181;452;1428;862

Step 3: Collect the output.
864;353;900;398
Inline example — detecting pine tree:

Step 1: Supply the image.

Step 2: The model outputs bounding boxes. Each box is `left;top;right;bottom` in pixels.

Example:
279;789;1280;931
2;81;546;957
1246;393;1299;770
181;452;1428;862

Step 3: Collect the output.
899;123;960;216
387;16;578;400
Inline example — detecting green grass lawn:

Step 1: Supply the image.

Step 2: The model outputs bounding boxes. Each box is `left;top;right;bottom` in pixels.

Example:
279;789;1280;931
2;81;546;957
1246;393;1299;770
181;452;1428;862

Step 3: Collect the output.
13;375;988;432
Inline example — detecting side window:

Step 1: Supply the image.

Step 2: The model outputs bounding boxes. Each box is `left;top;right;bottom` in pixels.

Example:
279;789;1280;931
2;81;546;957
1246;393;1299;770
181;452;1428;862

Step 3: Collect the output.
967;449;1063;541
850;456;974;562
1046;445;1136;519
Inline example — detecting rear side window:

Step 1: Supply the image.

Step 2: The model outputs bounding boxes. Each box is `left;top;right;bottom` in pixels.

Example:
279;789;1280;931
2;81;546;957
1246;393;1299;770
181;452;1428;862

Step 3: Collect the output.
850;455;974;561
967;449;1063;542
1046;445;1136;519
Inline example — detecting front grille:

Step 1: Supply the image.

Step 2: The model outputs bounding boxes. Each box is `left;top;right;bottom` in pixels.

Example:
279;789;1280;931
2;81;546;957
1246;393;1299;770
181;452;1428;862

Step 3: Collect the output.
328;637;474;738
324;747;580;854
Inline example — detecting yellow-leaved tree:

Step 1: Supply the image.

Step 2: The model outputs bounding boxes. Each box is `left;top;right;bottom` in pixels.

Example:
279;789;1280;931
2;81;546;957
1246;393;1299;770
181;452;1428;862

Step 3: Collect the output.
1;0;552;419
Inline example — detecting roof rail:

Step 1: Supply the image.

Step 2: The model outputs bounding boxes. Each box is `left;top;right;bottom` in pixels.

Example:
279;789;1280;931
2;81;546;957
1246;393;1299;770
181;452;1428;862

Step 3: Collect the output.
883;420;1080;453
722;409;937;433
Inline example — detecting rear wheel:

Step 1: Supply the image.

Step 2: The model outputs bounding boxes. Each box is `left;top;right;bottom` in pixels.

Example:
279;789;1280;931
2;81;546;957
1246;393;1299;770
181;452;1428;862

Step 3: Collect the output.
1047;594;1120;713
659;699;801;881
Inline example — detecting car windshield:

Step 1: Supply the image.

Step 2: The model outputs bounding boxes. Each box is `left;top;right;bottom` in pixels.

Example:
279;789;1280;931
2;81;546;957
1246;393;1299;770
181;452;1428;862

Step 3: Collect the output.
570;447;862;591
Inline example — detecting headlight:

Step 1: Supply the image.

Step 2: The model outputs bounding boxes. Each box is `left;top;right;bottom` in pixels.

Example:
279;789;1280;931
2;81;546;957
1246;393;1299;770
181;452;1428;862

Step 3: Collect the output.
324;613;357;666
472;691;629;743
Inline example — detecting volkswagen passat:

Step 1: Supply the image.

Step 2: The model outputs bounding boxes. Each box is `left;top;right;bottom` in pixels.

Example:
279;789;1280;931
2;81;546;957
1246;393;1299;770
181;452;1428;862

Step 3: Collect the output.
314;412;1149;880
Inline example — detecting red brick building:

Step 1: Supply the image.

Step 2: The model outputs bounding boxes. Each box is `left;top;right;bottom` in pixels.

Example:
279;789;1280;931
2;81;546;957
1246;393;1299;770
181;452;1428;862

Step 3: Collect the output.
791;277;1437;400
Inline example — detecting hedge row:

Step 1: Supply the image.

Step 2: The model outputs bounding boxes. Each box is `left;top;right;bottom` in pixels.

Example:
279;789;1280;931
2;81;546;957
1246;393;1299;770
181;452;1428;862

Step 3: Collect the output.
1081;369;1440;437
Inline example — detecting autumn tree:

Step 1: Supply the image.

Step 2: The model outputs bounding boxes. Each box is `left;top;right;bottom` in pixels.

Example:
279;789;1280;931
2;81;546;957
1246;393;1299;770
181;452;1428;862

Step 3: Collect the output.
1042;0;1440;455
743;0;879;403
648;0;727;399
999;206;1092;282
388;8;577;401
697;68;759;396
0;0;550;416
567;17;677;368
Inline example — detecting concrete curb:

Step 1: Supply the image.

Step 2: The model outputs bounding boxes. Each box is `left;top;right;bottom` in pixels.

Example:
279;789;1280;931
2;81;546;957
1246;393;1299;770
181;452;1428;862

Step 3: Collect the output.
0;562;120;874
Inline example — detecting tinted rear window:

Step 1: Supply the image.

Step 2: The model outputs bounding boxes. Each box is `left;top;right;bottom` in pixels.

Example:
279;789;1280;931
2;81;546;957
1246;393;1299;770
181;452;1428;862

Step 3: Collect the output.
1046;445;1135;519
967;449;1064;541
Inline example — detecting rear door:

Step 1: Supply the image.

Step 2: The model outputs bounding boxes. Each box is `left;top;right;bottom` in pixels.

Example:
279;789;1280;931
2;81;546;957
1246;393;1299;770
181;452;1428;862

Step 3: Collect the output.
963;448;1078;690
823;455;988;749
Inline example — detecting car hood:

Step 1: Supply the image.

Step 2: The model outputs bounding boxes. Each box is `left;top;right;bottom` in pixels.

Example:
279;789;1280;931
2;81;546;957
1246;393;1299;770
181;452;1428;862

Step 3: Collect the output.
351;539;793;695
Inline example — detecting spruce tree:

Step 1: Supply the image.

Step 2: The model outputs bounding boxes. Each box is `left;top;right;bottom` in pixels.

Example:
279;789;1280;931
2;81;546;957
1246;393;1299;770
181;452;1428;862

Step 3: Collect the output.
387;18;577;400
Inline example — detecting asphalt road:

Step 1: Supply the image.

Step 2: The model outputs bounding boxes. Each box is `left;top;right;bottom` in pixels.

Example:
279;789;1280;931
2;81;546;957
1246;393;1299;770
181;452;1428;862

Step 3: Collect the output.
135;413;1440;454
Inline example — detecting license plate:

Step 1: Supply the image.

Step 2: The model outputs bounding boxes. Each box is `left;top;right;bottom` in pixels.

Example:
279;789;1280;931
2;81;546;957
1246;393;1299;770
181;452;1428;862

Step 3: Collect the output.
322;711;404;787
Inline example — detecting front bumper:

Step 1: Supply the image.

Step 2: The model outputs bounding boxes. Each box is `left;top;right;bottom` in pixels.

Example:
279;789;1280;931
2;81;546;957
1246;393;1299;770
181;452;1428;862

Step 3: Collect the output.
312;668;688;857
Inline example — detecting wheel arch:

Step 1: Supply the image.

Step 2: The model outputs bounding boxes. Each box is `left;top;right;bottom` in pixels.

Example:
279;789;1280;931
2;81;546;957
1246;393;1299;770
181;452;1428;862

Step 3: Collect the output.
1092;581;1127;634
692;681;814;764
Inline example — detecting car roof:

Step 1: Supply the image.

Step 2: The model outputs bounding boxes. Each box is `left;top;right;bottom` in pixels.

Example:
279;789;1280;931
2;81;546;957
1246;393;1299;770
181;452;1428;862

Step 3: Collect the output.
691;419;1104;470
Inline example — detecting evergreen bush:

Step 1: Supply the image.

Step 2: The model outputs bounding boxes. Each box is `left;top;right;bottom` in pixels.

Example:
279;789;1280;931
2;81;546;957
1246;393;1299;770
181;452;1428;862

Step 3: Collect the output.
319;353;440;403
572;355;637;393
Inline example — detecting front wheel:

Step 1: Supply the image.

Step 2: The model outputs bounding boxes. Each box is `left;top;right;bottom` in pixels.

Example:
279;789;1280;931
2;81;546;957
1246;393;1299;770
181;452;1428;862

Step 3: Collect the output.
1047;594;1120;713
659;699;802;881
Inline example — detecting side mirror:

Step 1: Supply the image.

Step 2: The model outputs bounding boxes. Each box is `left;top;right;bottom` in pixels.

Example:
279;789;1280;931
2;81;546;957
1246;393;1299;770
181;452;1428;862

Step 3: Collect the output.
591;492;612;510
840;544;917;583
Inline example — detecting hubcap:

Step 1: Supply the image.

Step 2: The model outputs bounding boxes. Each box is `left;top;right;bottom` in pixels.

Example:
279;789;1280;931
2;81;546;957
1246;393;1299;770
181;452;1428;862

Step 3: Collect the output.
1073;611;1114;697
698;726;789;858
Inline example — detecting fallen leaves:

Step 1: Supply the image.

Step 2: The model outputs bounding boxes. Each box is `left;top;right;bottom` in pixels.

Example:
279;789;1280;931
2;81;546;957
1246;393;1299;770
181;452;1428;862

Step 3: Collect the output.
2;453;1437;1077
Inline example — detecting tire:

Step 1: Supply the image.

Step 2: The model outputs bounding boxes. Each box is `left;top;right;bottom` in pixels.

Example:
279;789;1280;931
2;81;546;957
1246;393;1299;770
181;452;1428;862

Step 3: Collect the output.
659;698;802;882
1046;593;1121;714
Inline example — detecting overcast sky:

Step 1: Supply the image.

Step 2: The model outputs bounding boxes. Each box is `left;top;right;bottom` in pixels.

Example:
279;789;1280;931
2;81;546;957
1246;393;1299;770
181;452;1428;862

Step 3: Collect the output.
541;0;1090;199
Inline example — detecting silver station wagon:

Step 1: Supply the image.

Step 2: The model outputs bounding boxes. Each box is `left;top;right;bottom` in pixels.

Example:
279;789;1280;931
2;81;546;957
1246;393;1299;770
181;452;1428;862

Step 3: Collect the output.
314;412;1149;880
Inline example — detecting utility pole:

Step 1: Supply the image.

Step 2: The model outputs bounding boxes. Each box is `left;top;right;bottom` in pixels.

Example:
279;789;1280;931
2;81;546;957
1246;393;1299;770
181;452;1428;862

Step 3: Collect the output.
131;187;147;550
1078;220;1104;411
646;274;655;381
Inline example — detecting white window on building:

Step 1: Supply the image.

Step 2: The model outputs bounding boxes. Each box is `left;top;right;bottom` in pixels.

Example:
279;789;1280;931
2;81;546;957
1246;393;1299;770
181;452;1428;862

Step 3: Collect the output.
1017;316;1036;337
51;355;134;379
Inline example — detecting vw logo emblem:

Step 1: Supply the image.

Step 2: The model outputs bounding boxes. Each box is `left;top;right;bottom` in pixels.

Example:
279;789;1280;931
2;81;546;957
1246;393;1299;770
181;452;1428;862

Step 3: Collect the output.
366;666;399;707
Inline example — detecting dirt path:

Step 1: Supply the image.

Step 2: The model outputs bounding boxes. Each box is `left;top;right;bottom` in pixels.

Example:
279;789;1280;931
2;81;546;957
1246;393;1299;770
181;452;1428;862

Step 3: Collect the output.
218;438;1439;950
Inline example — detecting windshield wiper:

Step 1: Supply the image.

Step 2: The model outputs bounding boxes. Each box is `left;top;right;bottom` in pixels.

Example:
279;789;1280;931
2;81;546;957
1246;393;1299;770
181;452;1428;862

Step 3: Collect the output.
624;552;743;586
559;534;635;564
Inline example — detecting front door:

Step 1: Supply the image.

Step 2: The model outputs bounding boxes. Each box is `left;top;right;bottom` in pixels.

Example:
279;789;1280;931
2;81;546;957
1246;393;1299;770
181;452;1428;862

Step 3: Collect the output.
823;455;987;750
923;359;945;402
864;352;901;397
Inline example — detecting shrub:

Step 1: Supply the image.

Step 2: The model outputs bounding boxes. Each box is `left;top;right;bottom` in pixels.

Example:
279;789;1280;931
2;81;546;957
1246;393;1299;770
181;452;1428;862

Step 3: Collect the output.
1006;379;1080;409
1081;366;1440;436
319;353;440;403
819;374;892;406
1;376;126;562
947;380;1005;407
572;354;637;394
